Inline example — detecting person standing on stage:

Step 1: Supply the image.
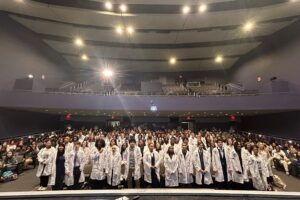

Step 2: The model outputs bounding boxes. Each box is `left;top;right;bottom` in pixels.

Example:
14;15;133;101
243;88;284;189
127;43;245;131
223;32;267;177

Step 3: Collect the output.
65;141;86;190
212;139;232;189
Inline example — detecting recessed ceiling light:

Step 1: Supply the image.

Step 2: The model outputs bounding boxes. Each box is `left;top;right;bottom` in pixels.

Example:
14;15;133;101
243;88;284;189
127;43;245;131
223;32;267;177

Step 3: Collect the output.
28;74;33;79
119;4;127;12
105;1;113;10
243;21;255;32
126;26;134;34
115;26;124;35
41;75;45;80
81;54;89;61
215;55;223;63
182;6;190;14
74;37;84;47
169;57;177;65
15;0;24;3
102;68;114;78
199;4;207;13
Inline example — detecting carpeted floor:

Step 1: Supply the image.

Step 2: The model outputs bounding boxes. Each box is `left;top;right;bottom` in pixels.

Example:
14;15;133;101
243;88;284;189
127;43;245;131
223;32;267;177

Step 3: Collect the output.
0;168;299;192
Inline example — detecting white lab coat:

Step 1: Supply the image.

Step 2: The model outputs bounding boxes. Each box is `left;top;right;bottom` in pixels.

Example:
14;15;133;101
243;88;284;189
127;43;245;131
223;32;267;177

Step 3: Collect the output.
106;151;122;186
48;150;66;186
65;142;74;155
123;146;142;181
178;150;193;184
248;154;268;191
192;149;213;185
36;147;56;177
90;147;107;181
164;153;179;187
241;148;251;182
188;137;198;153
143;150;161;183
212;147;232;182
64;149;86;186
230;149;244;184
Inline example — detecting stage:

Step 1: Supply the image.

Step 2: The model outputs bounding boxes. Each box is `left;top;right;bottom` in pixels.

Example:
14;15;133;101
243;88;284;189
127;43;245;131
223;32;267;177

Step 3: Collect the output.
1;189;300;200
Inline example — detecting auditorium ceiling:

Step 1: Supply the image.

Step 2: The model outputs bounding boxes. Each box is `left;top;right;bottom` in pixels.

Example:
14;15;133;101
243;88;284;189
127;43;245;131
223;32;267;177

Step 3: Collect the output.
0;0;300;73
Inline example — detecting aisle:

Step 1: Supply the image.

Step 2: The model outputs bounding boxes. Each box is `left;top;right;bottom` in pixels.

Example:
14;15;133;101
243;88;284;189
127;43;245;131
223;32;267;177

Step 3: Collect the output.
0;168;38;192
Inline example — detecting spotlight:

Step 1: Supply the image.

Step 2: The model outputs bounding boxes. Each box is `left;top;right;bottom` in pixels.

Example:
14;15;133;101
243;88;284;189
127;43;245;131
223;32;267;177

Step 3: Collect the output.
102;69;114;78
126;26;134;34
116;26;124;35
199;4;207;13
15;0;24;2
182;6;190;14
81;54;89;61
28;74;33;79
104;1;113;10
215;55;223;63
41;75;45;80
169;57;177;65
119;4;127;12
74;37;84;47
243;21;254;32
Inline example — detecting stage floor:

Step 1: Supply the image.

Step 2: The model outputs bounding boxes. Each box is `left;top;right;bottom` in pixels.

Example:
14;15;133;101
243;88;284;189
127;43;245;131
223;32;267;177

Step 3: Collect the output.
1;189;300;200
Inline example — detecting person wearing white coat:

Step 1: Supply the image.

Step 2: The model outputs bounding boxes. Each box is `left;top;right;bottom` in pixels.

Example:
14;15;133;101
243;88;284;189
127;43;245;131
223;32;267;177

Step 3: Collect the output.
106;145;122;188
36;140;56;191
248;145;269;191
49;144;66;190
65;142;86;190
230;142;245;189
122;139;142;188
90;139;107;189
164;146;179;187
212;139;233;189
241;143;253;190
143;142;160;188
192;141;213;187
178;142;193;187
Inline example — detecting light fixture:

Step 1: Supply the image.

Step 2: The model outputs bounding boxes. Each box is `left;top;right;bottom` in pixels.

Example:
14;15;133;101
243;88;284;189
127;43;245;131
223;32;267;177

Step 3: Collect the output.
41;75;45;80
81;54;89;61
169;57;177;65
126;26;134;34
15;0;24;2
243;21;254;32
199;4;207;13
119;4;127;12
182;6;190;14
115;26;124;35
74;37;84;47
102;68;114;78
28;74;33;79
105;1;113;10
214;55;223;63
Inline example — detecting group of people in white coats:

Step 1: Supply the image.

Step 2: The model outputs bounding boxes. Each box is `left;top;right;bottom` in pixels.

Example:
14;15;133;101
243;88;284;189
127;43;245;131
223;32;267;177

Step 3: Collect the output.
35;129;276;191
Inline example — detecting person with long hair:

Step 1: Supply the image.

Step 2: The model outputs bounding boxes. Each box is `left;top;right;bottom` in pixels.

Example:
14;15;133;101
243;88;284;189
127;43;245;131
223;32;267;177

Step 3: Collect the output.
90;139;107;189
49;143;66;190
164;146;179;188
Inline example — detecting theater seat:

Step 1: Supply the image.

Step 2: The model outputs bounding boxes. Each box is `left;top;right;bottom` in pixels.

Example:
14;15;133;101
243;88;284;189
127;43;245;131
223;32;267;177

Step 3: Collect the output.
273;158;285;172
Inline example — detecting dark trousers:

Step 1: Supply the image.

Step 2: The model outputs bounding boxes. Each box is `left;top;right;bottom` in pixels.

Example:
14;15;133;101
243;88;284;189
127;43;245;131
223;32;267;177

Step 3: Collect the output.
216;181;232;189
40;176;49;187
52;175;64;190
127;168;140;188
90;179;106;189
71;166;81;190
